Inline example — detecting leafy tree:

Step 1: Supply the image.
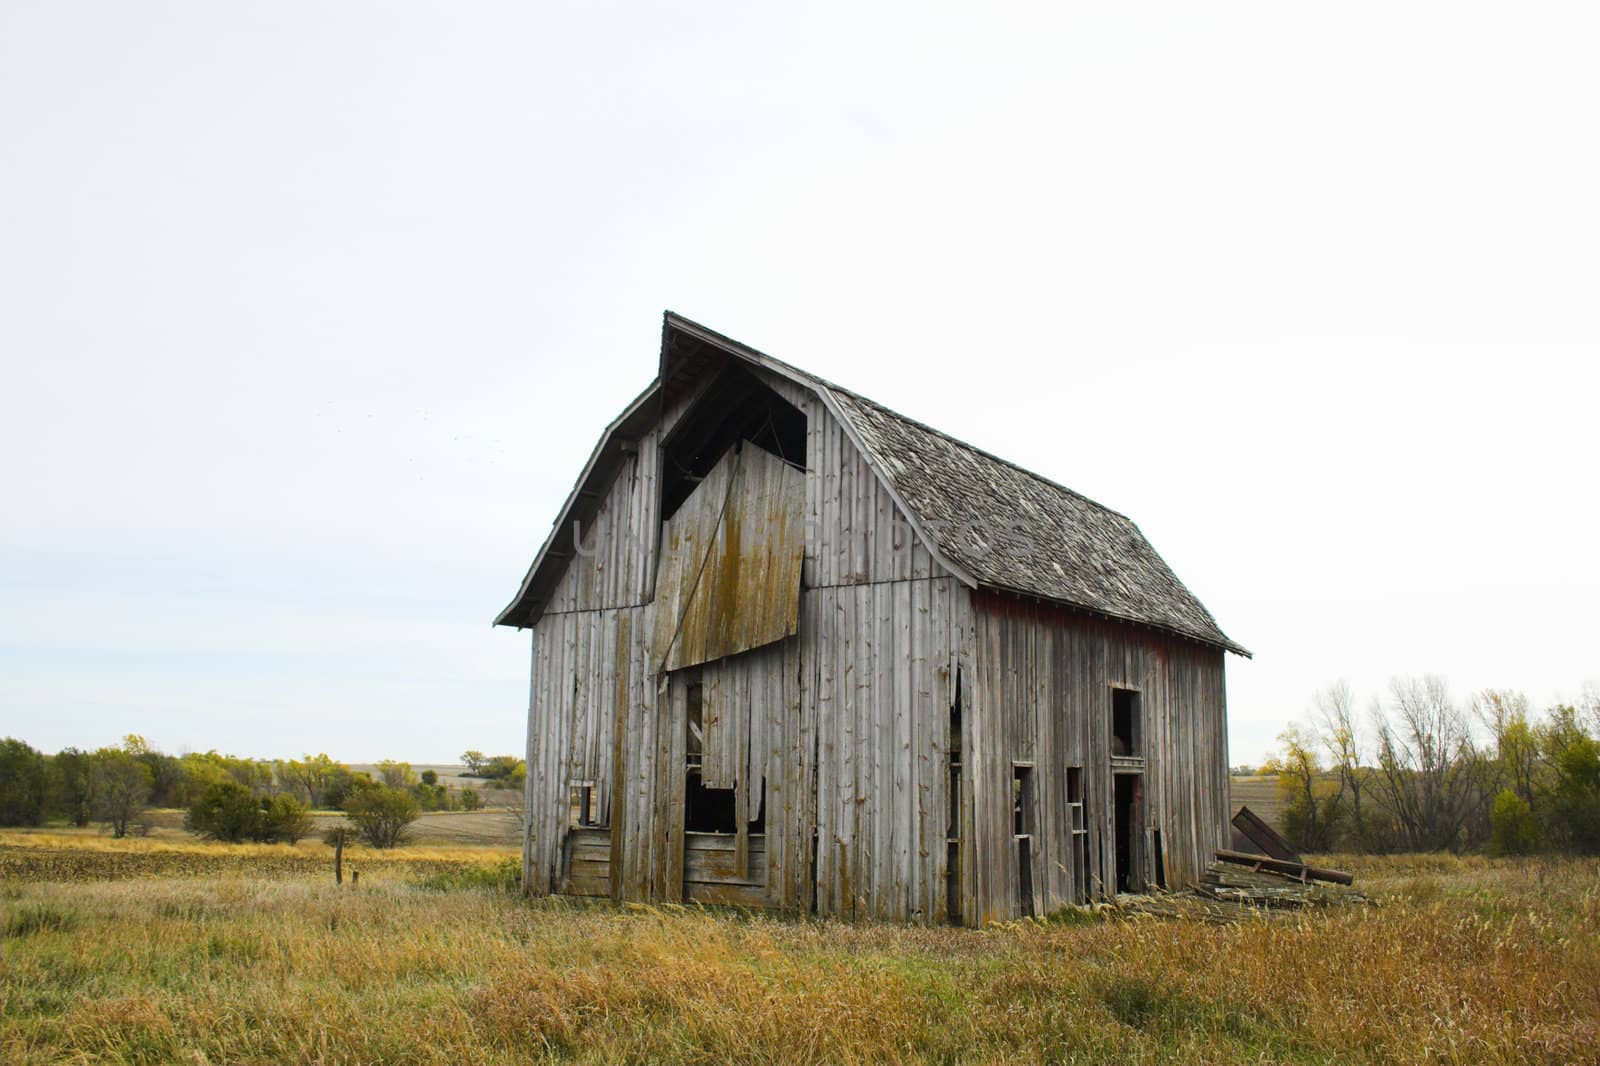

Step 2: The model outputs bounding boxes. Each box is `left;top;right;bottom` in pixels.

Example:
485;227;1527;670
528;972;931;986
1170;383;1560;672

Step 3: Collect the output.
474;755;526;791
1544;724;1600;854
91;748;153;838
343;783;420;849
1489;790;1541;855
1476;689;1540;805
186;780;263;842
419;769;438;786
411;781;454;812
135;750;186;808
51;747;94;826
0;738;50;826
374;760;417;789
461;750;487;776
460;787;483;811
1271;723;1342;851
179;751;272;803
319;765;363;810
277;754;347;808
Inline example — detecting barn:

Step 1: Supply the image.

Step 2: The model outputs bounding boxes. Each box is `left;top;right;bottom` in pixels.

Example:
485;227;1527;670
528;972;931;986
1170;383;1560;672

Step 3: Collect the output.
495;313;1248;924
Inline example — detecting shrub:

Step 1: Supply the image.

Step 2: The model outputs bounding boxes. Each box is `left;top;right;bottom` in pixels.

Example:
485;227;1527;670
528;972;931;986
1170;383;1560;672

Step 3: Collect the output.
260;794;315;844
186;781;263;842
344;783;420;849
1488;790;1541;855
415;856;521;892
460;788;483;811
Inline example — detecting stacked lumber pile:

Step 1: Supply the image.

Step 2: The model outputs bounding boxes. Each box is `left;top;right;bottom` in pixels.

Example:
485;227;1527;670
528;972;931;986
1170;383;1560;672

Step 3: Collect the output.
1196;861;1369;910
1109;806;1371;922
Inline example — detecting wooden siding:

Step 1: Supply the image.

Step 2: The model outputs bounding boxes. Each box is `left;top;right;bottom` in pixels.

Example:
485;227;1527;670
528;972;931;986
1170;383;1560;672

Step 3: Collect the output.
967;590;1229;922
651;445;805;673
519;362;1230;927
804;576;970;922
776;371;939;590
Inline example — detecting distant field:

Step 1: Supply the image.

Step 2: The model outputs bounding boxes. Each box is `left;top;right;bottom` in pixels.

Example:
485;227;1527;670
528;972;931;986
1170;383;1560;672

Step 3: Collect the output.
5;832;1597;1065
311;808;523;847
1228;774;1287;831
87;806;524;848
350;763;524;809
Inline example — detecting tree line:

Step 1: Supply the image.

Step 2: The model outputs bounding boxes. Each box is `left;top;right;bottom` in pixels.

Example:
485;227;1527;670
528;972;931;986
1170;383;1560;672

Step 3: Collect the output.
1265;678;1600;856
0;737;526;849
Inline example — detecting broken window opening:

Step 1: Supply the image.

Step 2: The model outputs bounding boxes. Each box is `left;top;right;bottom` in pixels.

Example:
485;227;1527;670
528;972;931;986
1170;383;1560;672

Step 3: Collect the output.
683;679;737;833
569;782;603;829
748;778;766;834
1012;764;1034;838
1152;827;1167;890
686;682;704;765
1067;765;1089;902
685;772;739;834
1112;688;1141;757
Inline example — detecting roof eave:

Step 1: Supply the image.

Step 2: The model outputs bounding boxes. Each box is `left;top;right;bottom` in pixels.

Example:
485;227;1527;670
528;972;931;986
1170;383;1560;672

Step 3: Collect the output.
976;581;1252;658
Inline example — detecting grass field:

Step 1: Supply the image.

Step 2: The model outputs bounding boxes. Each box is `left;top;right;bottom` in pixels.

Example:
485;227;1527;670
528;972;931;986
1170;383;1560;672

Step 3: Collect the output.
97;805;525;849
4;832;1598;1065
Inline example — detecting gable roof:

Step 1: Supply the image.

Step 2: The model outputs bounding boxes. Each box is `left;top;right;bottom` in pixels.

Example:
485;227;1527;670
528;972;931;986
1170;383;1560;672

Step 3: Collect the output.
496;312;1248;657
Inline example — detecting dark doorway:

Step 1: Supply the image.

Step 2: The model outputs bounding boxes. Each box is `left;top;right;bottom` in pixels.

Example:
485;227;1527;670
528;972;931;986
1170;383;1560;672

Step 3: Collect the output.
1113;774;1141;894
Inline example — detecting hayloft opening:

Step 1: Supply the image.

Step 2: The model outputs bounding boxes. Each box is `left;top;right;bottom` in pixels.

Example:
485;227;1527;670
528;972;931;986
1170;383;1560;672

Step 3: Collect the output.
660;364;806;521
1112;688;1141;756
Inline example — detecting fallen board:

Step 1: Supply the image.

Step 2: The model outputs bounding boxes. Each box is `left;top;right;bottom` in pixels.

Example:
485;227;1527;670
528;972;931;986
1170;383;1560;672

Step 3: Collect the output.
1230;805;1301;862
1215;849;1354;885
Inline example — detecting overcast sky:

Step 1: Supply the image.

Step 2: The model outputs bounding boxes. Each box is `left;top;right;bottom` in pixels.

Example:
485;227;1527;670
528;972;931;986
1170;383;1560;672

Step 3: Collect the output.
3;2;1595;766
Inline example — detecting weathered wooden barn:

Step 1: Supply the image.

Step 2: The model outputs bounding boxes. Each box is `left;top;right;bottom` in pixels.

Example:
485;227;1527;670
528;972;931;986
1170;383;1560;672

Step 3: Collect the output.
495;313;1248;924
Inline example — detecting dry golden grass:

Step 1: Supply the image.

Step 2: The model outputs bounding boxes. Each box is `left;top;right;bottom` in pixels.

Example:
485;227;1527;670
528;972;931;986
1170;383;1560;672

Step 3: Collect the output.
3;837;1597;1065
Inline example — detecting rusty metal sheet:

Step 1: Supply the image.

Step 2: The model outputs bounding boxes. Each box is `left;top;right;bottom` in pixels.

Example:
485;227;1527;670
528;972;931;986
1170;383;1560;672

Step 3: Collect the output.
651;444;805;675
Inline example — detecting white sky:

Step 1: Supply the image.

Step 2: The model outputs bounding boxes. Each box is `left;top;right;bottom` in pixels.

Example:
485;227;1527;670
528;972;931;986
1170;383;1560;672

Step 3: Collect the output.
3;2;1596;765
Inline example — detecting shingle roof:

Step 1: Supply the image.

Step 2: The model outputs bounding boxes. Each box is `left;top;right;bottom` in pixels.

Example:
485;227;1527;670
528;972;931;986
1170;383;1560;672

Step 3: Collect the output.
822;386;1249;656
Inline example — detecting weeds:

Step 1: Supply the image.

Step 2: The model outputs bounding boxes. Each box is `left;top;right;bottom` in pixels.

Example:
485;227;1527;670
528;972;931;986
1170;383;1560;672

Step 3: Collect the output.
2;901;80;938
2;840;1597;1065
